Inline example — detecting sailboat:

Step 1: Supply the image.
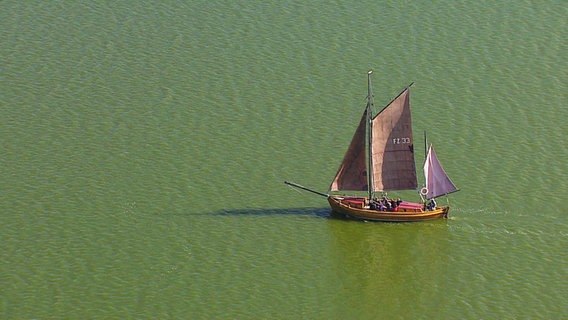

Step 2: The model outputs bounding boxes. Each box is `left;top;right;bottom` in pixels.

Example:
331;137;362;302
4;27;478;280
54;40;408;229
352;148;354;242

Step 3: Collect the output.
285;70;458;221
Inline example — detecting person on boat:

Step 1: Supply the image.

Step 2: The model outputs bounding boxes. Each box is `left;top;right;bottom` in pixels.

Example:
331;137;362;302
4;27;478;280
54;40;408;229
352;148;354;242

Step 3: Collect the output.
384;199;391;211
390;199;397;211
427;199;437;210
370;199;378;210
369;198;385;211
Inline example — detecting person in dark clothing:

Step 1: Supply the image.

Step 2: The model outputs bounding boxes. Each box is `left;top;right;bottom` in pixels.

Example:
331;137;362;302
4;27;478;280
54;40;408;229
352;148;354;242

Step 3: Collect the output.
427;199;437;210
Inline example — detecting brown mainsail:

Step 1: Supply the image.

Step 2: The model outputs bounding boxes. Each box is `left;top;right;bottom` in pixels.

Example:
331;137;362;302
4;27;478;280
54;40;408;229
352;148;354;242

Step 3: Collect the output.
330;85;417;194
330;109;369;191
370;87;418;192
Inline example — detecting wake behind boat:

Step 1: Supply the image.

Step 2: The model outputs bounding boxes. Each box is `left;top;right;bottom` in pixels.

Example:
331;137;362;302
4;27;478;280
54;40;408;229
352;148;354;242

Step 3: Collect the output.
285;70;458;222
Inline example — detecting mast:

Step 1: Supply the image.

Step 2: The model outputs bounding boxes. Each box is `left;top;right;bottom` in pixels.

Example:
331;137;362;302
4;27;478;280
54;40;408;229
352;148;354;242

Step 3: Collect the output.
366;70;374;201
424;131;427;162
422;131;427;202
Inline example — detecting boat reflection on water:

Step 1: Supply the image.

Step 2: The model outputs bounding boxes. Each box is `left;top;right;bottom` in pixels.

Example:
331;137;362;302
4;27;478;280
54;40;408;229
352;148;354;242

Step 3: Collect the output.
325;219;451;318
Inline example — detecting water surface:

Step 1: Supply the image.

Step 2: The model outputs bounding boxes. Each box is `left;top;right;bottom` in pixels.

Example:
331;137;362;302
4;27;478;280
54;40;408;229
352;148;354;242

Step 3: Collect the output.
1;0;566;318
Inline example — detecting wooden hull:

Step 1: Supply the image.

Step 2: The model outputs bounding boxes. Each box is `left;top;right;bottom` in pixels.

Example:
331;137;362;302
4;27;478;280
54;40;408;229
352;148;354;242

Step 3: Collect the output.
327;196;449;222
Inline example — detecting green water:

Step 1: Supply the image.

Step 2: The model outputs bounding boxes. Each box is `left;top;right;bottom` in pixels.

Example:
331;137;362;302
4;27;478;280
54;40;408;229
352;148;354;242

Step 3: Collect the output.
2;1;566;318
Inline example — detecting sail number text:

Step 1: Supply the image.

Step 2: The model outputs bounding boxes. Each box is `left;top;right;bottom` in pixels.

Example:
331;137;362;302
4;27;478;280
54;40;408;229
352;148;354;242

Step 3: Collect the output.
392;137;411;144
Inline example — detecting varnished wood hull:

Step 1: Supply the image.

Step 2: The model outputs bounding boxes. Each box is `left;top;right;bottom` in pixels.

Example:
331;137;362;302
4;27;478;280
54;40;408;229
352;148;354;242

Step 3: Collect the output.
327;196;449;222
